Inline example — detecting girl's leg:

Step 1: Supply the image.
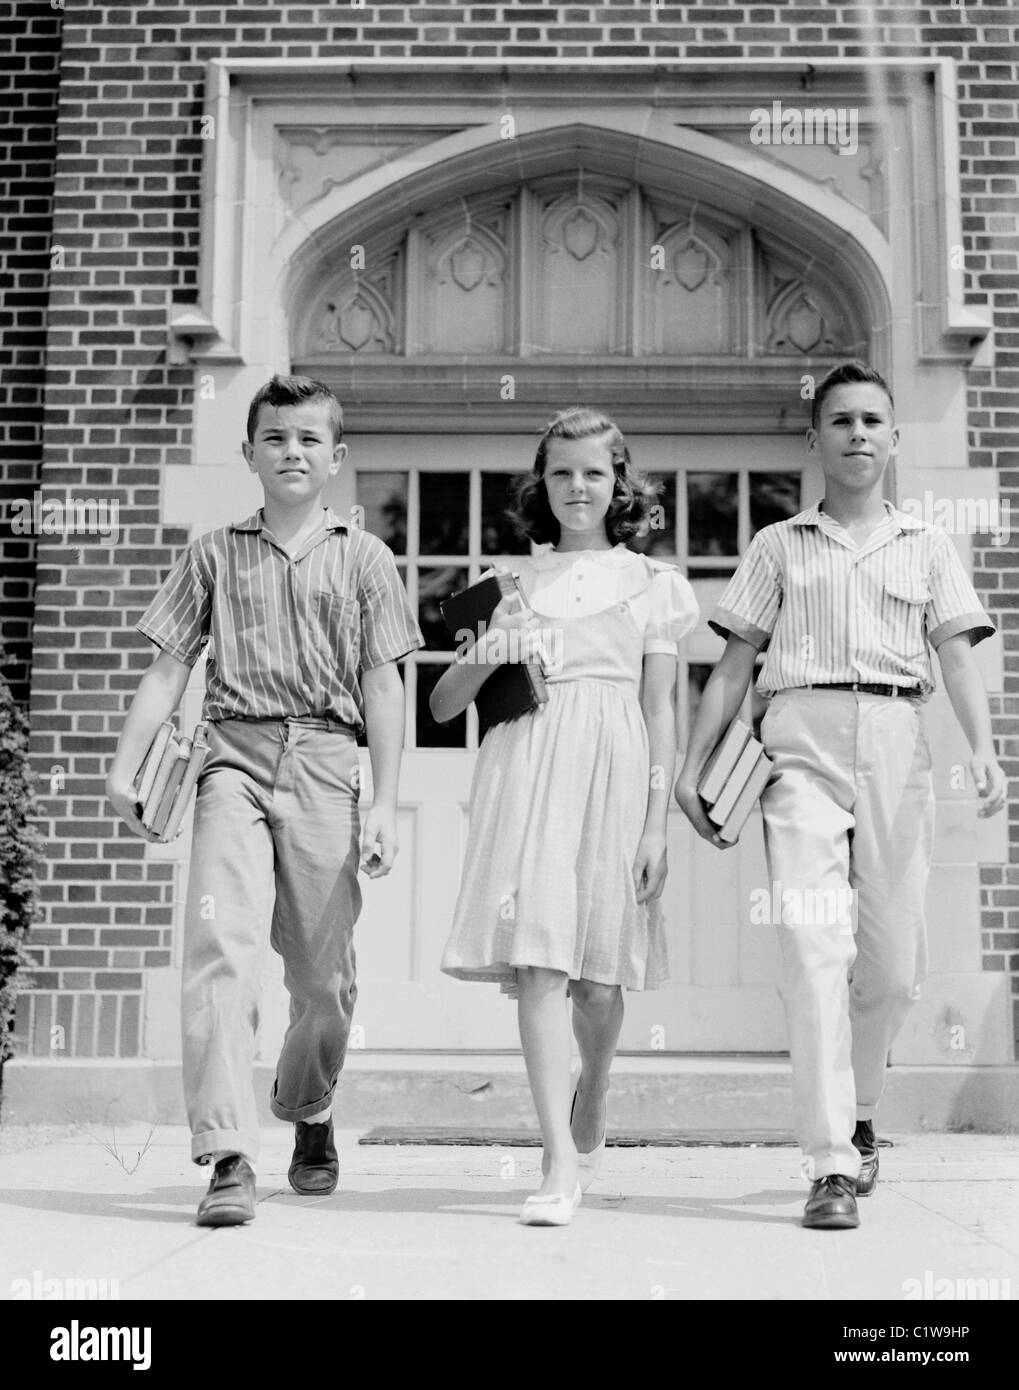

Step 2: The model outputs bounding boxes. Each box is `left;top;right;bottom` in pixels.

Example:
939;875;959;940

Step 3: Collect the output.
516;965;578;1197
569;979;624;1152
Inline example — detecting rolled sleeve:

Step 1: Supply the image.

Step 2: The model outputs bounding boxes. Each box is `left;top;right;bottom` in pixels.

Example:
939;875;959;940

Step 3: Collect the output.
135;544;211;666
926;534;995;649
708;532;782;649
358;539;424;670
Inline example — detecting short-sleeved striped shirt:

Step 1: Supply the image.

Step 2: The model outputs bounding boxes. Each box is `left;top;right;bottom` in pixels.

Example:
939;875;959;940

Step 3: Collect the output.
136;507;423;729
710;501;994;699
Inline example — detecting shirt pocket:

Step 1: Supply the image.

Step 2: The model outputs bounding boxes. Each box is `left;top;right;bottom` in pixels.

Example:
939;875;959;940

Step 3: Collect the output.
880;577;929;662
312;590;361;670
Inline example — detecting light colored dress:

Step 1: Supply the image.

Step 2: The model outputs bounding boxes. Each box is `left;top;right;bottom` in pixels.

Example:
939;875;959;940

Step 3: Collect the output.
440;543;699;991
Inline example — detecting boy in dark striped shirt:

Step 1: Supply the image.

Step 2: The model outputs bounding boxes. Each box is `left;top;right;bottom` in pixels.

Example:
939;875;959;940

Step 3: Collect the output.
107;375;422;1226
675;361;1005;1231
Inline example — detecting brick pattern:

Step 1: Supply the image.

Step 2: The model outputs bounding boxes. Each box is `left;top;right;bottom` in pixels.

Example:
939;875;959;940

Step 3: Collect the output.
17;2;1019;1057
0;5;62;705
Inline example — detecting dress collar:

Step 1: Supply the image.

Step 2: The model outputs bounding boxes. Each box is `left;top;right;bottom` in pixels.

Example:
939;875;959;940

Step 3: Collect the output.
529;541;637;570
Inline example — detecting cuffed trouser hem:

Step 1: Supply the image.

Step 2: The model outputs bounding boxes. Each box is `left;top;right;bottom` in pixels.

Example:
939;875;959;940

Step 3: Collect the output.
808;1159;862;1183
855;1104;877;1121
269;1087;336;1124
191;1127;260;1167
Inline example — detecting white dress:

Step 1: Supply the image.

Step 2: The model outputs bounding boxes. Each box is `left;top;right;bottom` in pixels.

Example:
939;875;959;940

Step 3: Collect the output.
440;544;699;990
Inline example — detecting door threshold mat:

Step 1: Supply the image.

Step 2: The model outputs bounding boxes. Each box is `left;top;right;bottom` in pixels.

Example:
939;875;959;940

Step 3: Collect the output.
359;1127;802;1148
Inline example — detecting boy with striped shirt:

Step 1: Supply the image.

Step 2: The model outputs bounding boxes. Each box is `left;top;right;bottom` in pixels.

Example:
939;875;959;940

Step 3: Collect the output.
107;375;422;1225
675;361;1005;1230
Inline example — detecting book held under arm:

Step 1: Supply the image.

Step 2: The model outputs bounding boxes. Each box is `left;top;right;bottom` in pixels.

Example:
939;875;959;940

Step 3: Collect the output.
134;721;210;842
439;571;549;737
697;715;778;845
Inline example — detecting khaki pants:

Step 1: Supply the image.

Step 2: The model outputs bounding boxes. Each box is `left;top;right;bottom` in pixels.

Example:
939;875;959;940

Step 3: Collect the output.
760;689;934;1181
181;718;362;1165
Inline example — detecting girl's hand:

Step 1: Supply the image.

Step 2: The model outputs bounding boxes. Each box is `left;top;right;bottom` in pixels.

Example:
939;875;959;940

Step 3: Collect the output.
971;755;1007;818
633;829;668;903
673;777;732;849
486;594;544;665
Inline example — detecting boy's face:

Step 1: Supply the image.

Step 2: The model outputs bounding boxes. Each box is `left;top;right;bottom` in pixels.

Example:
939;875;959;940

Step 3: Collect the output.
807;382;898;492
242;400;347;509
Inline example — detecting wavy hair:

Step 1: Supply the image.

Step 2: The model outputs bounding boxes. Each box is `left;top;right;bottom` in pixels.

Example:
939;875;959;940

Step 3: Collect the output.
507;407;661;546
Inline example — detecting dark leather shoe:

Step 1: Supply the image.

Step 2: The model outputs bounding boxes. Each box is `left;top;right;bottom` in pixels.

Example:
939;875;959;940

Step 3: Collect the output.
196;1154;256;1227
803;1174;859;1229
289;1117;339;1195
852;1119;879;1196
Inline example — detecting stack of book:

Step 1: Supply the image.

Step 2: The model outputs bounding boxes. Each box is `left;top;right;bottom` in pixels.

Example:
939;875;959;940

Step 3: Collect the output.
133;721;210;842
697;716;775;844
439;570;549;736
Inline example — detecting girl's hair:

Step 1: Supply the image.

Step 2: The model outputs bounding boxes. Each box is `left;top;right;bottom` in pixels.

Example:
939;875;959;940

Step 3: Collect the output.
507;406;661;546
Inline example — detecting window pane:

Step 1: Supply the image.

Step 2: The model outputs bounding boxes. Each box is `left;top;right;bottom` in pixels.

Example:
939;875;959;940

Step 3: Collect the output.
416;663;467;748
418;565;468;652
688;473;738;556
628;471;676;556
356;471;407;554
420;471;469;555
481;472;529;555
687;562;736;580
750;472;801;535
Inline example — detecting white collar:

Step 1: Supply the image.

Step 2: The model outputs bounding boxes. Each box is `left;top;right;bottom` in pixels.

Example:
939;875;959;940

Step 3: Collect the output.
529;542;638;571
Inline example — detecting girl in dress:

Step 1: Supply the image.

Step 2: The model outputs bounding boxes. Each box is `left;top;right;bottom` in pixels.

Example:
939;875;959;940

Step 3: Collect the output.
431;408;698;1226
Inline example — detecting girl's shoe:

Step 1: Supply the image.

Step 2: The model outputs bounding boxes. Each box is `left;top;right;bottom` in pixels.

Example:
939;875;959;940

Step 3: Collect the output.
571;1083;606;1193
519;1182;582;1227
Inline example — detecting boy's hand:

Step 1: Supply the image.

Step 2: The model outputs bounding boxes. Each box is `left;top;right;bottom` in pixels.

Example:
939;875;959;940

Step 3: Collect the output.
360;803;398;878
673;777;733;850
971;755;1007;818
633;829;668;903
105;775;166;843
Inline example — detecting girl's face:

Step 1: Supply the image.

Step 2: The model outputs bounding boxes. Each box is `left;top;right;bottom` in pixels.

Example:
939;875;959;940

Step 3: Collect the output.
542;433;617;543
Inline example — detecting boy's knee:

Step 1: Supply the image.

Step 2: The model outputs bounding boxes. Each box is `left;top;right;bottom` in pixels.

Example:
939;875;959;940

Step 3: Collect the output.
852;973;920;1016
570;979;620;1013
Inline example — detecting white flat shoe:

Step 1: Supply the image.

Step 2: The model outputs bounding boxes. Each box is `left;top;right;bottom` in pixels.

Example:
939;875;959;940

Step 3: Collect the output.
519;1182;582;1227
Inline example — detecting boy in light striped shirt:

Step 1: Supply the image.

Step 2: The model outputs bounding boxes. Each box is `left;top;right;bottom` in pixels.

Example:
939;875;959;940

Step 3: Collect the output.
107;375;422;1226
675;361;1005;1231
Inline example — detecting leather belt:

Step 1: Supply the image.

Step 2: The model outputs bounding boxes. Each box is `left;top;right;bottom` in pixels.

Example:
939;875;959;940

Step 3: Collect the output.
794;682;921;699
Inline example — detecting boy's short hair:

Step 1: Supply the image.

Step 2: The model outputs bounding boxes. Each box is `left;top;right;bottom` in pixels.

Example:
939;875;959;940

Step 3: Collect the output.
508;405;661;546
811;360;894;431
246;375;344;445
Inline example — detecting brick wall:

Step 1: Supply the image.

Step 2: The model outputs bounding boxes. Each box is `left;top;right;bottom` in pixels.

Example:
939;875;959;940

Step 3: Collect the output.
0;3;62;705
14;2;1019;1058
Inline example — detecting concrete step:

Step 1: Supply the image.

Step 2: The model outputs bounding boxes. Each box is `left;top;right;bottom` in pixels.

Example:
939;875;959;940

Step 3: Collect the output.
3;1053;1017;1132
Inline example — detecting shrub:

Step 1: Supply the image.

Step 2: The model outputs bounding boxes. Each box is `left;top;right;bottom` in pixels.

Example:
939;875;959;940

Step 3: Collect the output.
0;648;43;1083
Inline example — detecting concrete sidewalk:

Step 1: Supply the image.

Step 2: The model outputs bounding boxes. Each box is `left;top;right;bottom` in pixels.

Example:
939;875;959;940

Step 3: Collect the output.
0;1124;1016;1301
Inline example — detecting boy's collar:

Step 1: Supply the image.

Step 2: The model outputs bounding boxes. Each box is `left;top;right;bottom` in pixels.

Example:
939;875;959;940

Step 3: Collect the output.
795;499;926;534
232;506;350;533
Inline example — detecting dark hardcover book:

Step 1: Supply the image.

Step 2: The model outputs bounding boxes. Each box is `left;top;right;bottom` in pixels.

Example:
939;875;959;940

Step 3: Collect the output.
439;571;549;737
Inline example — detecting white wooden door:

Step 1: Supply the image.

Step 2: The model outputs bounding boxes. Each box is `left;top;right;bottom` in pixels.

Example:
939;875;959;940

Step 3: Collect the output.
323;434;818;1051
